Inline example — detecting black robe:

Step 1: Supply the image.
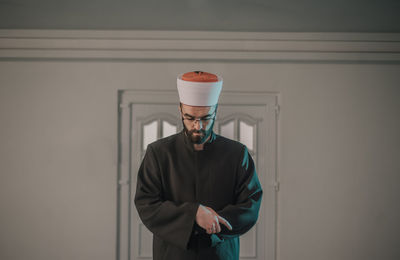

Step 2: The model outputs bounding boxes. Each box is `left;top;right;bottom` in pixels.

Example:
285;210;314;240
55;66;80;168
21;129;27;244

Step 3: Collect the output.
134;130;263;260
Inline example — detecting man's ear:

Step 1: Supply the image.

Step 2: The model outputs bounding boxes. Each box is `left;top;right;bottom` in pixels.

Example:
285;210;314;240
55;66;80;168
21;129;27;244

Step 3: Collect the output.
178;103;183;115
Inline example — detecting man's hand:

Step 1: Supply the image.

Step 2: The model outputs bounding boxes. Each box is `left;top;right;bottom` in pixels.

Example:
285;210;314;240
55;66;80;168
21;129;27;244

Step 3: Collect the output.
195;204;233;234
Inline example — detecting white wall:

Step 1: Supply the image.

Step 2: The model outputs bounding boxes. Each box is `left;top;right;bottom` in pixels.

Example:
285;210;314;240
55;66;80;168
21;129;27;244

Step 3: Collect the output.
0;32;399;260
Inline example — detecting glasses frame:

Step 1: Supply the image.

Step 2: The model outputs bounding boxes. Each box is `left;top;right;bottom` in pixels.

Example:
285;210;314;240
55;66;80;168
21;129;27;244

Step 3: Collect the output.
180;109;217;126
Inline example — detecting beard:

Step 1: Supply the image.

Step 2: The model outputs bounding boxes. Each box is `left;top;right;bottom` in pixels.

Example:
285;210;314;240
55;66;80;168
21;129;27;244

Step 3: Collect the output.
182;120;215;144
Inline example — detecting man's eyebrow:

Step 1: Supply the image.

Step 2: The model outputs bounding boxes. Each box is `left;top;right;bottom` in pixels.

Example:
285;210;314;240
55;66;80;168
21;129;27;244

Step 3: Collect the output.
183;112;213;118
183;113;194;118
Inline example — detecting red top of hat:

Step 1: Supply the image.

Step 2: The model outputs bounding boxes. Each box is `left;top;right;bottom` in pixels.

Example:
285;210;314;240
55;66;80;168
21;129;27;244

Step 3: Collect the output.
181;71;218;82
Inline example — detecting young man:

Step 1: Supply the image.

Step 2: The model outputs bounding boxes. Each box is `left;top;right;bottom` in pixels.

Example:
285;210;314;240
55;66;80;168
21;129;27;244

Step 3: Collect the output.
134;71;262;260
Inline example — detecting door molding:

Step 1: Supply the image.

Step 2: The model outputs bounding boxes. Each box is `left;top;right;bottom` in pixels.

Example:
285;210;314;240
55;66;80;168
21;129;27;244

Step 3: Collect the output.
1;30;399;62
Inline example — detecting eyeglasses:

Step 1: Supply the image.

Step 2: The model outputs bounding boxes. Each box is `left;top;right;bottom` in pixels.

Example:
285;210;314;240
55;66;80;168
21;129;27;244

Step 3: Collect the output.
181;111;216;125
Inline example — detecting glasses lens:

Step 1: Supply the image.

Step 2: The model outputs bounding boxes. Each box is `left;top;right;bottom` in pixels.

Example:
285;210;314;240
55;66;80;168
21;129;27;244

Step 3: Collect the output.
181;110;215;124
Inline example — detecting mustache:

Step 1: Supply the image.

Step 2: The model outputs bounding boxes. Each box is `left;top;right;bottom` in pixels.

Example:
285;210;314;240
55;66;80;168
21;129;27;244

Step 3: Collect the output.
189;129;205;134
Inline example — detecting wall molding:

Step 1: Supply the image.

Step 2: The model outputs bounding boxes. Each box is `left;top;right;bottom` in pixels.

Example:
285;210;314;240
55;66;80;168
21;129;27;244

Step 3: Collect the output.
1;29;400;62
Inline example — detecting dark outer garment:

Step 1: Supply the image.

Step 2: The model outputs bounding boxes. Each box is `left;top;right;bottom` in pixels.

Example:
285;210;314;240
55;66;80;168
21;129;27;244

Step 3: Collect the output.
134;130;263;260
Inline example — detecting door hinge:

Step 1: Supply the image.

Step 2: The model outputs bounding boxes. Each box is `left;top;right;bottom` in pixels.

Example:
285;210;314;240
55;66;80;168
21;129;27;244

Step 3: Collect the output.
274;105;280;117
118;178;130;186
273;181;280;192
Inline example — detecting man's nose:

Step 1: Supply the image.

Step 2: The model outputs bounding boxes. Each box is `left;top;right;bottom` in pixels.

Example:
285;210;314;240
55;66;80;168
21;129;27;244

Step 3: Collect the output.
193;119;204;130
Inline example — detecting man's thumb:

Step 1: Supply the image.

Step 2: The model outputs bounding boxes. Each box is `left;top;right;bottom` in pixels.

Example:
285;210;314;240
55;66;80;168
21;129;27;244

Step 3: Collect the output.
218;216;232;230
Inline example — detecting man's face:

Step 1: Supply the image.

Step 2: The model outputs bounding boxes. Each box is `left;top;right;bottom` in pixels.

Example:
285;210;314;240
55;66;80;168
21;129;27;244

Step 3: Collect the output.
180;103;217;144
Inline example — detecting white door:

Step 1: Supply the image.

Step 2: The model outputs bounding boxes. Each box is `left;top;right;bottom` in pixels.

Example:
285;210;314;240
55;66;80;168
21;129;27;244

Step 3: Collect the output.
117;90;278;260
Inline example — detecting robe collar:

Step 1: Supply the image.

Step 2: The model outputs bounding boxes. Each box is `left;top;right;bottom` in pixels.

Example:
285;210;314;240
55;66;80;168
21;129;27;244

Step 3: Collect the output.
181;129;217;152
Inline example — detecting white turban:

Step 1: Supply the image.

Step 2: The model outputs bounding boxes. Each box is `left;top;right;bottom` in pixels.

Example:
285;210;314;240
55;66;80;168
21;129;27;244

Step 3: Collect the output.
177;71;223;106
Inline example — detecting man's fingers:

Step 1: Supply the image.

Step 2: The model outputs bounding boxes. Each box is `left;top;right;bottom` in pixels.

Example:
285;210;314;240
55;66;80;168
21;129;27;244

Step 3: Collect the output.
216;222;221;233
214;219;221;233
208;206;232;230
207;223;218;234
218;216;233;230
213;216;220;233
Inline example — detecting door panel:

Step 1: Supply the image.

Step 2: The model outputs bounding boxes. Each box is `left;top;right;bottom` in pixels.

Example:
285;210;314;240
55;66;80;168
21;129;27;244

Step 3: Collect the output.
130;103;265;260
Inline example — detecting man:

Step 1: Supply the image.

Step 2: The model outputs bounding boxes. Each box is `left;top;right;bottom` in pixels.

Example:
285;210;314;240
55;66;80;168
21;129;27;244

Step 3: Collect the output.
134;71;263;260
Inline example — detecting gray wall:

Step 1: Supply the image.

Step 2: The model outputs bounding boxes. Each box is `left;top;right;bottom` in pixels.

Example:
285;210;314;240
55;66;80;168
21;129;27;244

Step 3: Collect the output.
0;57;399;259
1;0;400;32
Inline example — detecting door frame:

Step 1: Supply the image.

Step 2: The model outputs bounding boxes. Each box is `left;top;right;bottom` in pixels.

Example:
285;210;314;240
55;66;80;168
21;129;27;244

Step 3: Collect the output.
117;89;280;260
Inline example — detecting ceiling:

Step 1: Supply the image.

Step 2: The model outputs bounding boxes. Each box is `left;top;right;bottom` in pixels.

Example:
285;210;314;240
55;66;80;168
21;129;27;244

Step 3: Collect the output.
0;0;399;32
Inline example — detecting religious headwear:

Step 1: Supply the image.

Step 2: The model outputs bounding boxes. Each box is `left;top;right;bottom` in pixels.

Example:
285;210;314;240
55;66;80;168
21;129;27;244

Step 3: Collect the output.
177;71;223;106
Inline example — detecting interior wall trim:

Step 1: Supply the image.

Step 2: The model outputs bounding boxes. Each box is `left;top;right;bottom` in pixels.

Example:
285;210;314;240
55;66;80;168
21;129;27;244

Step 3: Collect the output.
1;30;399;62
